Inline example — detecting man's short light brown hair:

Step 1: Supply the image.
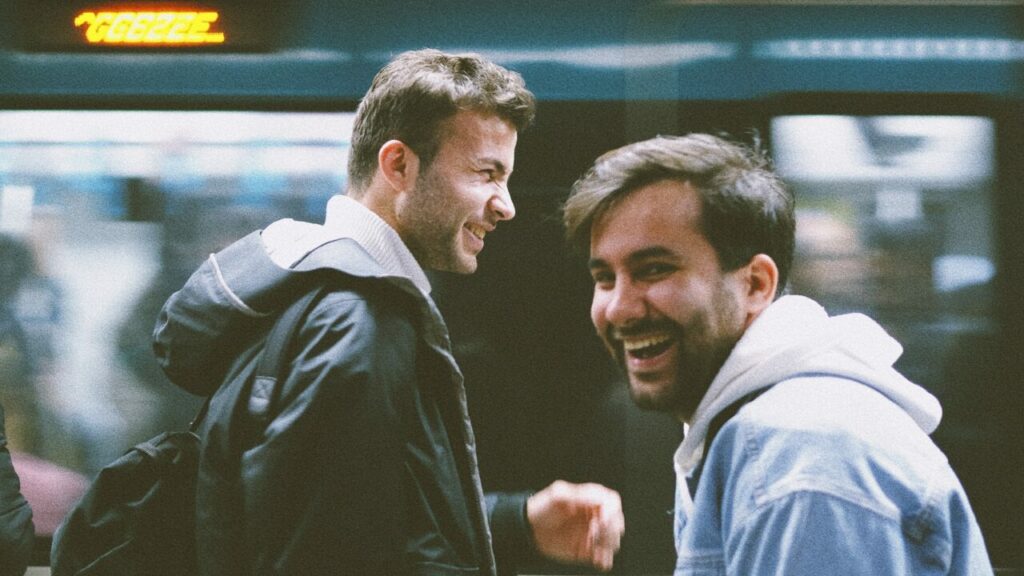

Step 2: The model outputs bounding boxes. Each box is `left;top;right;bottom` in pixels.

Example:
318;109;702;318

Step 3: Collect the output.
347;49;536;195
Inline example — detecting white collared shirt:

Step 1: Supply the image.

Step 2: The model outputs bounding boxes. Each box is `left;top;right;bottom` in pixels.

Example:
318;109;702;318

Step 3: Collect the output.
260;194;432;295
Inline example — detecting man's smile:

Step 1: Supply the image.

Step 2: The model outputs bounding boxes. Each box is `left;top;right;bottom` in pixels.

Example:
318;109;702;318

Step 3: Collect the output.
621;333;675;360
465;223;487;240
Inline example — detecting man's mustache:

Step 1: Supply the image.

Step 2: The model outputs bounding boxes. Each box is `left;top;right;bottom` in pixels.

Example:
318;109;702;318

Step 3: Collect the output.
608;319;680;341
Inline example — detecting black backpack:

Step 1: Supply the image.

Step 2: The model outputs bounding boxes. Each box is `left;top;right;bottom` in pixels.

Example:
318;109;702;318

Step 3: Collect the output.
50;285;324;576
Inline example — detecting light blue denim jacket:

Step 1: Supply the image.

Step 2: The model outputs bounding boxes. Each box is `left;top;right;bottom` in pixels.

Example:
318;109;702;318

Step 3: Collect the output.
672;297;993;575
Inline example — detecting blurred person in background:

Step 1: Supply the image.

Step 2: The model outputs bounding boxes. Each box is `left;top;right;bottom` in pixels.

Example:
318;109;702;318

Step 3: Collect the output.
1;234;88;542
0;234;45;456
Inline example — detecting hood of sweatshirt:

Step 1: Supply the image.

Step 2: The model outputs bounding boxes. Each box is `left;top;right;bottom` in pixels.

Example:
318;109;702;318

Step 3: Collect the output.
674;295;942;477
153;228;437;396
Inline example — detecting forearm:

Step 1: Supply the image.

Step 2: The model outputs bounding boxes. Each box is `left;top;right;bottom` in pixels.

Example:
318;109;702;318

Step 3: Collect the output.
0;446;32;576
486;491;536;575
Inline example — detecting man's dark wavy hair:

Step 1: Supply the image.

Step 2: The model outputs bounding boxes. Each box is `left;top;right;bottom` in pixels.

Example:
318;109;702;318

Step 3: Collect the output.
563;133;795;298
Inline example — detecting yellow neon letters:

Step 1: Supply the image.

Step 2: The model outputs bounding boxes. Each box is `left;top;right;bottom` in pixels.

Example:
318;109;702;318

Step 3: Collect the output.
73;11;226;45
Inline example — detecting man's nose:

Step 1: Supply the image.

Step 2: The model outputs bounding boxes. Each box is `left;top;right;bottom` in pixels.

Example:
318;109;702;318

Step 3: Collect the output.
605;278;646;326
489;186;515;221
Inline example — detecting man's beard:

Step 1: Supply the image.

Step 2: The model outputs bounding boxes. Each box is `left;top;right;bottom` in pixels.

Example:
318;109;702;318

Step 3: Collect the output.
400;168;468;273
615;284;743;419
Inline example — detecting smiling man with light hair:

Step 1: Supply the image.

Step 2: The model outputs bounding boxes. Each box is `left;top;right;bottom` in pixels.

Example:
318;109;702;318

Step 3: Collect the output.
154;49;624;575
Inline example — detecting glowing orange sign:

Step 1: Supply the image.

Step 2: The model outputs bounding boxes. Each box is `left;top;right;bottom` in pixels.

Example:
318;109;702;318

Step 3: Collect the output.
73;11;226;45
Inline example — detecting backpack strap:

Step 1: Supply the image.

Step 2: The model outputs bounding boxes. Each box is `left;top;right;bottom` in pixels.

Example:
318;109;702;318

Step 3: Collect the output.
687;388;768;497
246;284;326;424
704;388;767;452
186;284;325;433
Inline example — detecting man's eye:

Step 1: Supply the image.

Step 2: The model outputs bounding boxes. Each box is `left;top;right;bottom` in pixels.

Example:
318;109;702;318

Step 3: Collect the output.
638;264;673;278
590;271;614;286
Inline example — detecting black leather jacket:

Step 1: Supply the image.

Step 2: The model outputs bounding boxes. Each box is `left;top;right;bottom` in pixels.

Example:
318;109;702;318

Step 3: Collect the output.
154;232;532;576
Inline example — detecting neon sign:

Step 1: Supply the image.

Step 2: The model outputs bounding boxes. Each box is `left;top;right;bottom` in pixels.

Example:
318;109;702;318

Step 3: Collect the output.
73;11;226;45
16;1;273;52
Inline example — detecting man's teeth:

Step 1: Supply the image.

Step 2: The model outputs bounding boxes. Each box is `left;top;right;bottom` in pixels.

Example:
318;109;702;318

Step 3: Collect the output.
466;224;486;240
622;334;672;352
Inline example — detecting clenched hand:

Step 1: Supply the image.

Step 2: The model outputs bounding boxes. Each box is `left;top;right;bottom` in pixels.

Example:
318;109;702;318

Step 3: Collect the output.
526;480;625;572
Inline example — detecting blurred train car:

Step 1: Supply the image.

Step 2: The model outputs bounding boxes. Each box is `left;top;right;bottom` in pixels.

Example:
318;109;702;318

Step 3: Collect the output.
0;0;1021;573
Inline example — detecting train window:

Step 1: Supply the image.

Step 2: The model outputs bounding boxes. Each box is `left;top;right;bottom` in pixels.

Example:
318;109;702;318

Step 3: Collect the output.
773;115;995;319
771;114;1013;562
0;109;353;544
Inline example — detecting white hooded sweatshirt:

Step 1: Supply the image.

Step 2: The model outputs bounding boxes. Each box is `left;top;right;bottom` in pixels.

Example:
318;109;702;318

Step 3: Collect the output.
673;295;942;506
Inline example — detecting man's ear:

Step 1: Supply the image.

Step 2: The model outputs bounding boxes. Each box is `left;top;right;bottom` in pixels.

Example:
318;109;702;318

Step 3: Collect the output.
377;140;419;193
742;253;779;319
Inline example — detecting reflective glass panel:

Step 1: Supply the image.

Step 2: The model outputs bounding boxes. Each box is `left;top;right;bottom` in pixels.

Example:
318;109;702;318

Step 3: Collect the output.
0;110;353;537
772;114;1007;557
